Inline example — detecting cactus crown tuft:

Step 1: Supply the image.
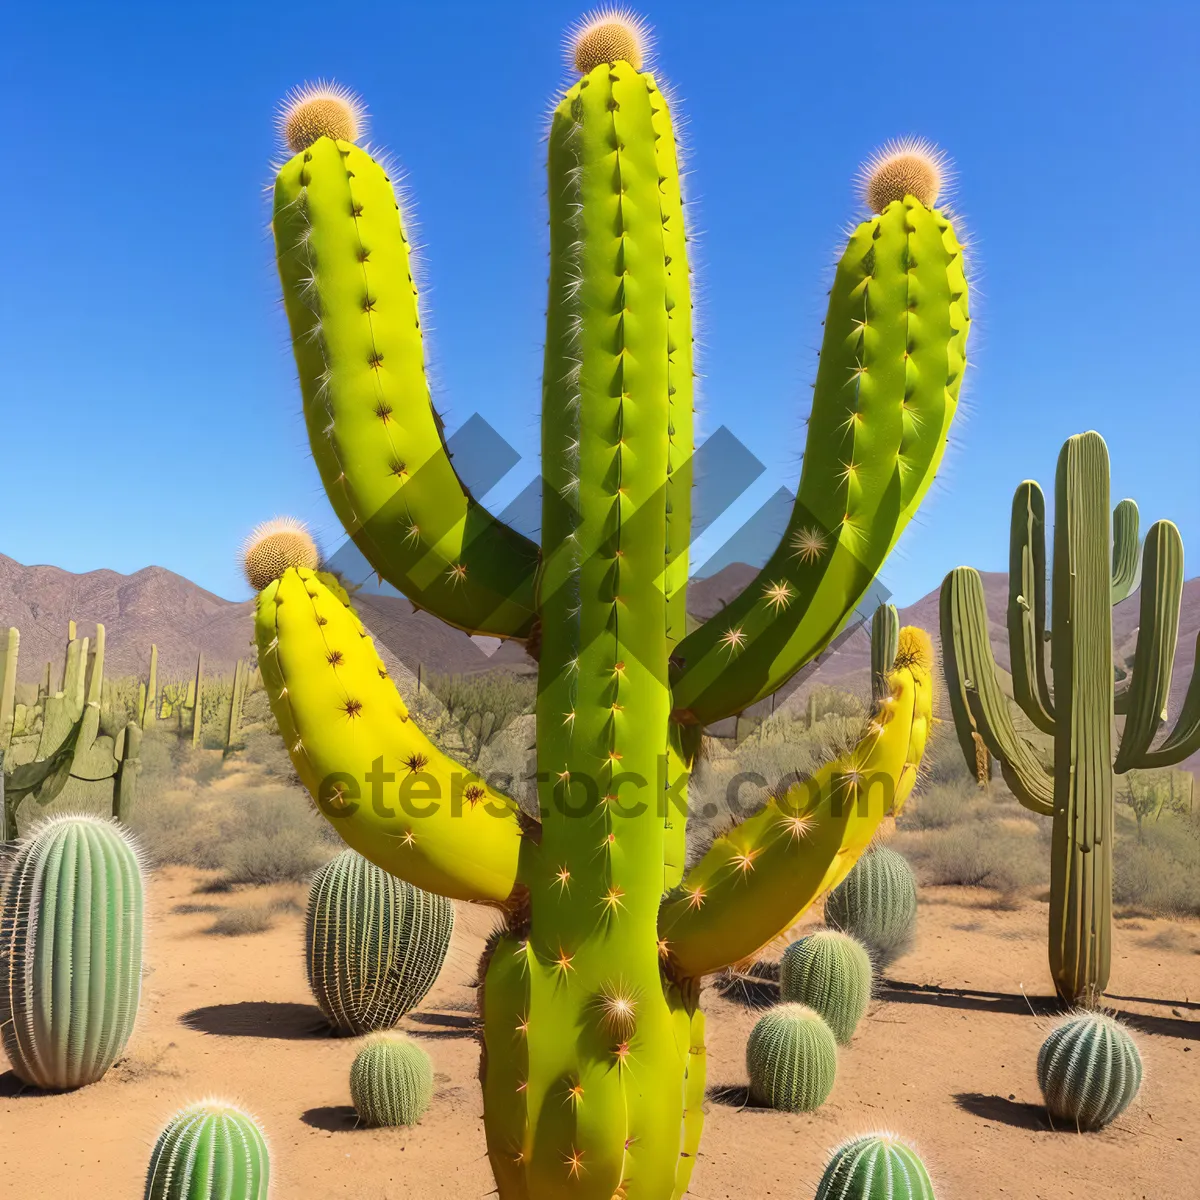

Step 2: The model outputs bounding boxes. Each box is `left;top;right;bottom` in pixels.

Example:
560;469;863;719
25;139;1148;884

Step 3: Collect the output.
568;8;650;74
861;139;945;213
241;517;319;590
278;81;365;153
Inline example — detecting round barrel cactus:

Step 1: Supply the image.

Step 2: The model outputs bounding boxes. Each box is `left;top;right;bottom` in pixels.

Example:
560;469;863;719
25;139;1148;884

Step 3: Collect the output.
350;1032;434;1127
0;814;144;1090
780;928;873;1044
306;848;454;1035
746;1003;837;1112
1037;1011;1143;1130
815;1133;936;1199
145;1101;270;1199
824;846;917;966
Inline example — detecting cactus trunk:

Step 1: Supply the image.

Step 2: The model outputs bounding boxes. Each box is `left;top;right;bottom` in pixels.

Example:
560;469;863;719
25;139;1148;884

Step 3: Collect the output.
1048;434;1113;1004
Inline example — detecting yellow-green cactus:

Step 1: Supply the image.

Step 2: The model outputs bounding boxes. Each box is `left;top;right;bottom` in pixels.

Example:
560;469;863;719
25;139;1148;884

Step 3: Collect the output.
248;13;966;1198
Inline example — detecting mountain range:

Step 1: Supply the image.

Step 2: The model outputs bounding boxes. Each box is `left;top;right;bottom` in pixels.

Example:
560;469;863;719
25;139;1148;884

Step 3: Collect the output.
2;550;1195;772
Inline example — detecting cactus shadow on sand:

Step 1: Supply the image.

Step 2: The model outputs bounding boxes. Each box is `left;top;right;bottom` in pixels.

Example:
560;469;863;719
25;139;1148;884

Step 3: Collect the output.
404;1011;482;1040
300;1105;361;1132
878;981;1200;1041
954;1092;1050;1132
181;1001;329;1039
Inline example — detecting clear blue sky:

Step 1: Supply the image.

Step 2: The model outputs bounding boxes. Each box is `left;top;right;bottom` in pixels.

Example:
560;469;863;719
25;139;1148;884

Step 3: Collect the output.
3;1;1197;605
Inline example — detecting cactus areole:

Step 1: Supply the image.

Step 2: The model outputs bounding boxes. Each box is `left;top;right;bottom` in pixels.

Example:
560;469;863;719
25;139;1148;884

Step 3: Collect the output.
251;14;967;1198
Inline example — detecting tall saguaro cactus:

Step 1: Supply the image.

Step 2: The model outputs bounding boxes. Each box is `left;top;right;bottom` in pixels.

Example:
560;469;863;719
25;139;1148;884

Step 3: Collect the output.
247;13;967;1198
941;431;1200;1005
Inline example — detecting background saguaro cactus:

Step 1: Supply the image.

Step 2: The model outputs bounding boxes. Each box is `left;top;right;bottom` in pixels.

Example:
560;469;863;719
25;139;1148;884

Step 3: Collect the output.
940;431;1200;1005
247;12;967;1197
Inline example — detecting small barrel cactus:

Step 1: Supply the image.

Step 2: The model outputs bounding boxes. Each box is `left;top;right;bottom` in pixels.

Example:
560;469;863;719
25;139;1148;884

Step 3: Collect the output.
815;1133;936;1199
350;1032;434;1127
1037;1011;1143;1130
746;1003;837;1112
306;848;454;1035
825;846;917;966
145;1101;270;1199
780;929;873;1044
0;814;144;1090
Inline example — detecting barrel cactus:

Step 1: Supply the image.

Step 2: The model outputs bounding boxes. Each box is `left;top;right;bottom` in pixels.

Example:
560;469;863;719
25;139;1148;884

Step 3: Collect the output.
350;1032;435;1127
780;929;873;1044
0;814;143;1090
825;846;918;966
306;848;455;1035
746;1003;838;1112
244;9;965;1194
144;1101;270;1199
815;1133;936;1199
1037;1011;1143;1131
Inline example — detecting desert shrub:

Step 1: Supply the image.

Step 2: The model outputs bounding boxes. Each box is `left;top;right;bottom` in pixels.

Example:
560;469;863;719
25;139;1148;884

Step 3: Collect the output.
900;820;1047;901
1114;807;1200;917
131;783;335;884
426;671;535;763
204;896;301;935
205;904;277;936
899;780;981;831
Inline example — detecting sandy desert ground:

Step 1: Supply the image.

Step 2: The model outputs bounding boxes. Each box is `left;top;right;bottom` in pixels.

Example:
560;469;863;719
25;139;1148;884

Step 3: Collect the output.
3;863;1198;1200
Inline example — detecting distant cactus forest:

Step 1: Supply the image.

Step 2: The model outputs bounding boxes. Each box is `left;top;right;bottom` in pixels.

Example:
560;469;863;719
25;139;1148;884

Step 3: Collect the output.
2;8;1198;1200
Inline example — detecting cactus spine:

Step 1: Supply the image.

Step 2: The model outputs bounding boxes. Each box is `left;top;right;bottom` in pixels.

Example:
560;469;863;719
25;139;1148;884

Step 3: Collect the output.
306;849;454;1035
815;1134;936;1199
746;1004;838;1112
780;929;872;1044
145;1102;270;1200
349;1032;434;1126
251;17;966;1197
940;432;1200;1004
0;815;144;1089
825;846;918;967
1037;1011;1142;1131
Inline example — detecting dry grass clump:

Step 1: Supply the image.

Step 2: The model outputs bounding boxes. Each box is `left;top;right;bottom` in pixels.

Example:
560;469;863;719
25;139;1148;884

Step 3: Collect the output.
204;896;303;937
131;781;336;886
1114;809;1200;917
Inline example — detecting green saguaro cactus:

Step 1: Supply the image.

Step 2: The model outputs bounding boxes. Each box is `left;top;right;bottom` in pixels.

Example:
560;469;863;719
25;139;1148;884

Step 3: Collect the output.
940;431;1200;1005
246;12;967;1197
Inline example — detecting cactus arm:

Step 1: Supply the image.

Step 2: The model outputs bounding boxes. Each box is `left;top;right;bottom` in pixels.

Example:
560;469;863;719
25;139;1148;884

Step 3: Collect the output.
870;603;899;705
659;629;932;979
942;567;1054;814
1048;432;1115;1005
273;139;540;639
1113;520;1183;772
253;566;525;904
1110;498;1140;603
1007;482;1056;734
1132;630;1200;768
670;199;969;726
